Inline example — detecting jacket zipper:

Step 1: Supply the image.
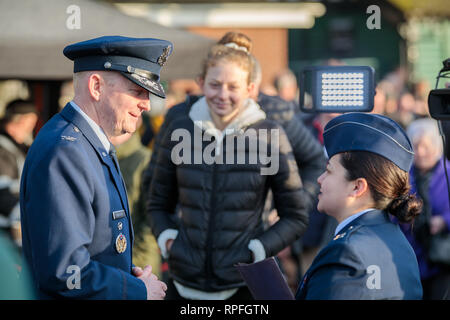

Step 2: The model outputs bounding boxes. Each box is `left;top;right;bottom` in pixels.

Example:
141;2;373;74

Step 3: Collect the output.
205;141;218;290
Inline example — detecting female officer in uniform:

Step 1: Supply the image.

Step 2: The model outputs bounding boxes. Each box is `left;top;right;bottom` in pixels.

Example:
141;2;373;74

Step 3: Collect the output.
296;112;423;300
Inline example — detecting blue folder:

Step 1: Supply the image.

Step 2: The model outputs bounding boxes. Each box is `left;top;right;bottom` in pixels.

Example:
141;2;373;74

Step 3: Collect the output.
235;256;295;300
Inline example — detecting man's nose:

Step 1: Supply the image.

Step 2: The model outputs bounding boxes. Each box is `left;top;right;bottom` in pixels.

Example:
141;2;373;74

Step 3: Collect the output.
138;99;151;112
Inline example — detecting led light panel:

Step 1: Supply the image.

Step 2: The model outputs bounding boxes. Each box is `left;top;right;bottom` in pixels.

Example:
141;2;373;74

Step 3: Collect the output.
299;66;375;113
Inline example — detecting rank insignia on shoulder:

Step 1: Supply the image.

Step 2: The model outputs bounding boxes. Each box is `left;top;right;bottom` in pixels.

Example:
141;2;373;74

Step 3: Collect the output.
333;232;346;240
115;233;127;254
61;135;77;141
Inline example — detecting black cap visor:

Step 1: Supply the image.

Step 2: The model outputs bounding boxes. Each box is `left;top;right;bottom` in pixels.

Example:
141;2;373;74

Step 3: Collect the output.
121;72;166;99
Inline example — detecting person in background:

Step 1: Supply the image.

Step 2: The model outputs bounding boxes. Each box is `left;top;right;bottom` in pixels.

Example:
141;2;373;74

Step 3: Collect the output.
413;80;431;118
0;99;38;247
296;112;423;300
148;35;309;300
388;90;417;129
371;84;387;115
0;230;35;299
273;68;299;105
402;118;450;300
142;32;325;293
221;32;325;208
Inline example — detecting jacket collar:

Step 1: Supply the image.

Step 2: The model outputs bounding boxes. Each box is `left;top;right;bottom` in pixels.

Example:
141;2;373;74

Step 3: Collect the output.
188;96;266;137
60;102;109;156
338;209;390;235
59;102;131;218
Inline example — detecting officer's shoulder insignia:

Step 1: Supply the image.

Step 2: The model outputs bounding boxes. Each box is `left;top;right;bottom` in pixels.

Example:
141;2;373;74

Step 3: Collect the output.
157;45;171;66
333;232;346;241
334;225;362;242
61;135;77;142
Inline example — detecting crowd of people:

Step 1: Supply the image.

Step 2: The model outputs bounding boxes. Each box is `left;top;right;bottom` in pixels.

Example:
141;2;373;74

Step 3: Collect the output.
0;31;449;300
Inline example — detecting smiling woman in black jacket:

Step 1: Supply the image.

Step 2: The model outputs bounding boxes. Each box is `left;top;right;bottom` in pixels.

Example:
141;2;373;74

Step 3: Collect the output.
147;36;309;300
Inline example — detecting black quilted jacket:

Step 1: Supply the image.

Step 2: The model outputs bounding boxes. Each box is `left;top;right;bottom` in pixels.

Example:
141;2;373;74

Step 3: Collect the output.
147;97;310;291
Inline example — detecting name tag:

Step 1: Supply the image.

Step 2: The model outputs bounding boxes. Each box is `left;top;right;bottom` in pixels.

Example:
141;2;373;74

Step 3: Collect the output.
112;210;126;220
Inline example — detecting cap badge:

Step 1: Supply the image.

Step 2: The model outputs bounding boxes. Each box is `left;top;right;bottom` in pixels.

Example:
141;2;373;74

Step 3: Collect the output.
157;46;171;66
115;233;127;254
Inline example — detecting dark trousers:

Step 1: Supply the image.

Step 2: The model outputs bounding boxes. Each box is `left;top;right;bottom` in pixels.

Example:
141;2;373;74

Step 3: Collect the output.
165;278;254;300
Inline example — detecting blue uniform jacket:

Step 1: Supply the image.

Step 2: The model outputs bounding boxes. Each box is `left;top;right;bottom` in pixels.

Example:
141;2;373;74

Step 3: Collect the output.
296;210;423;300
20;103;146;299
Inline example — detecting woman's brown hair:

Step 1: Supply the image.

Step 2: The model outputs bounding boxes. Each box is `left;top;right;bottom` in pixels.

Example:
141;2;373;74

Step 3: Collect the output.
199;32;254;84
340;151;422;223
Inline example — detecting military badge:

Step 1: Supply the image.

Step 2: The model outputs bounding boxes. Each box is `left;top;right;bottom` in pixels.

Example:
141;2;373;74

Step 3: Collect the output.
157;46;171;66
333;232;346;241
115;233;127;254
61;135;77;141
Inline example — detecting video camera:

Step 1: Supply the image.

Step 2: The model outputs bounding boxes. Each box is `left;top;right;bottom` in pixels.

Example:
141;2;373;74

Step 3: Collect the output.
428;58;450;120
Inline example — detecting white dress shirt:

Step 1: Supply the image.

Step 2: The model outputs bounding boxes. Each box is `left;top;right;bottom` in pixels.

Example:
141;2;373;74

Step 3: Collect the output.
69;101;111;152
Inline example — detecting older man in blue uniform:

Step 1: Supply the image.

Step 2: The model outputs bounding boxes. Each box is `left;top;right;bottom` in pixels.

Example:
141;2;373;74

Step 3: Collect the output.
20;36;172;299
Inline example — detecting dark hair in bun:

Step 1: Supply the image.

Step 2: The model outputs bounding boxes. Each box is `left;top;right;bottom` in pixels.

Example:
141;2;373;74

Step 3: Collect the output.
340;151;422;223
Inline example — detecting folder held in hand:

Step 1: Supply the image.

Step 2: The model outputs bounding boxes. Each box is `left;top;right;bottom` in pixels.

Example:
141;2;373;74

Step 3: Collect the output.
235;257;295;300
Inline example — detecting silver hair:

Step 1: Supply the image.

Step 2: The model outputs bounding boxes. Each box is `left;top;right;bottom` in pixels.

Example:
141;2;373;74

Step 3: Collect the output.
406;117;443;153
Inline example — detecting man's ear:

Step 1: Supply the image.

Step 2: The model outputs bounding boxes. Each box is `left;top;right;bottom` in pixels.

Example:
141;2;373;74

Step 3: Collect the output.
351;177;369;198
87;73;102;101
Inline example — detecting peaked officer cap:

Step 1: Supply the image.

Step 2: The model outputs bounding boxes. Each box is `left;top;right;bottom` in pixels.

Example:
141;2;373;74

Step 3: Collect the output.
323;113;414;172
63;36;173;98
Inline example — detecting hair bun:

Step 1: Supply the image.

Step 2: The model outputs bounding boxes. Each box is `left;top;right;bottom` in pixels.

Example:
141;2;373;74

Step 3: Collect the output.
224;42;249;53
217;31;252;53
387;194;423;223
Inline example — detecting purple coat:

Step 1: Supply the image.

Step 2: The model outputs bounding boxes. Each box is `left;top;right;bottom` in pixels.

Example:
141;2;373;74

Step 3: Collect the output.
401;158;450;279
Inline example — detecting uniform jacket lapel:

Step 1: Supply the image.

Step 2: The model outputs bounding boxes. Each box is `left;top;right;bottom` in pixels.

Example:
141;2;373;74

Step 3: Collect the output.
59;103;133;240
296;210;389;299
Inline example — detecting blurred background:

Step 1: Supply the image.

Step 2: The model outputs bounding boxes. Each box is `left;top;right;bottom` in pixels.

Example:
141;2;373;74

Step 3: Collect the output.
0;0;449;124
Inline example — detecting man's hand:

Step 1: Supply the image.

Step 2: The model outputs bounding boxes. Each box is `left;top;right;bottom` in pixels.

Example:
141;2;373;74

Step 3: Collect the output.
133;265;167;300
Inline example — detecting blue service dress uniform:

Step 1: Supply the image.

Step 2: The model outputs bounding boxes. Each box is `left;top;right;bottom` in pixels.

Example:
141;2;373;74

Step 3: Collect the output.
296;210;423;300
20;103;146;299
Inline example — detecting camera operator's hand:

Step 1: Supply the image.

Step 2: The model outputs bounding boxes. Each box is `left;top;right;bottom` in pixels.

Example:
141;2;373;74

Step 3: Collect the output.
133;265;167;300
